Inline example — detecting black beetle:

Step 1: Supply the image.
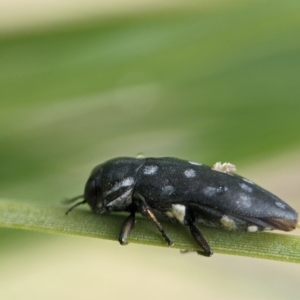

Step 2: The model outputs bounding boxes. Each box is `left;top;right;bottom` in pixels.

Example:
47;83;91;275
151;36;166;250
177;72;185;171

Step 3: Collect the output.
66;157;298;256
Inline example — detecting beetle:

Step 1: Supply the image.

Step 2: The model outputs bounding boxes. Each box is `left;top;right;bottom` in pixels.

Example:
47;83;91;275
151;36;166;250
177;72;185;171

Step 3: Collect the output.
66;157;298;256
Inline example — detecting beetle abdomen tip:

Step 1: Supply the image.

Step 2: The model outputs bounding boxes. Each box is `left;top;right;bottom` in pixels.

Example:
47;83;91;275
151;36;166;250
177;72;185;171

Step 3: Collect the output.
266;218;298;231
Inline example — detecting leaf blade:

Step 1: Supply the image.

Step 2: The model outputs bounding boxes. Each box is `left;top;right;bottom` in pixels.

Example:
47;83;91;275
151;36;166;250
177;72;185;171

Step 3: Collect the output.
1;199;299;263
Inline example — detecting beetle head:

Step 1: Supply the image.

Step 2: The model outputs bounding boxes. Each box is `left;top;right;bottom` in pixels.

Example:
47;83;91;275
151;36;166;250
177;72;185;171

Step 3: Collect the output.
66;157;143;215
84;172;105;213
65;164;104;215
89;157;141;212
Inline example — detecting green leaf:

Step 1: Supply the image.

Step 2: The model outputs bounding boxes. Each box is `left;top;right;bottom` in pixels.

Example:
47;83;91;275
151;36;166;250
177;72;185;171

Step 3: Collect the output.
1;198;299;263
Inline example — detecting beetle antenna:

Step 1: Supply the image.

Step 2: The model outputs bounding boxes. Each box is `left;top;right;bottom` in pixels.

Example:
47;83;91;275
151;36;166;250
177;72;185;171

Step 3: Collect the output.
65;195;86;215
63;195;84;204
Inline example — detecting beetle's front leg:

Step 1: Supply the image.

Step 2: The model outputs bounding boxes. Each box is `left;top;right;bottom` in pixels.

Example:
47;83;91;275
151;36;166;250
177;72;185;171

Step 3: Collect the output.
119;211;136;245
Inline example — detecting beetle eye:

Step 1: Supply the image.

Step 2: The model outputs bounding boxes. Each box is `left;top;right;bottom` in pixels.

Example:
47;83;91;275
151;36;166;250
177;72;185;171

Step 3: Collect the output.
84;178;101;209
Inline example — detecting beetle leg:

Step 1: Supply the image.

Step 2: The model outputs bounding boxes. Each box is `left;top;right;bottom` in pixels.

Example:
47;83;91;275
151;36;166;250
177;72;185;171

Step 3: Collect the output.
142;205;174;246
119;211;136;245
134;192;174;246
187;221;213;257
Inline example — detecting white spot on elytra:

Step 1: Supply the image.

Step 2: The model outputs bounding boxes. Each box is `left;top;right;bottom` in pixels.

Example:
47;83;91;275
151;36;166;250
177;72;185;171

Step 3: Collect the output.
275;201;286;209
162;185;174;195
242;178;253;184
184;169;196;178
212;162;236;174
240;195;252;208
220;215;237;230
189;161;202;166
239;183;253;193
171;204;186;224
247;225;258;232
104;177;135;196
217;185;228;194
203;187;217;197
143;165;158;175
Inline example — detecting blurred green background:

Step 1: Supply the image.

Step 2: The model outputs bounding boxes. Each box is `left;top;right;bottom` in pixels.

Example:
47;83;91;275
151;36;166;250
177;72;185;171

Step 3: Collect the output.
1;0;300;299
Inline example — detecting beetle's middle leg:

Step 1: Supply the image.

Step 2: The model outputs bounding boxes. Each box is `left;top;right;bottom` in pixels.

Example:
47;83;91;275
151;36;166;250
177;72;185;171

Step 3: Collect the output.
134;193;174;246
